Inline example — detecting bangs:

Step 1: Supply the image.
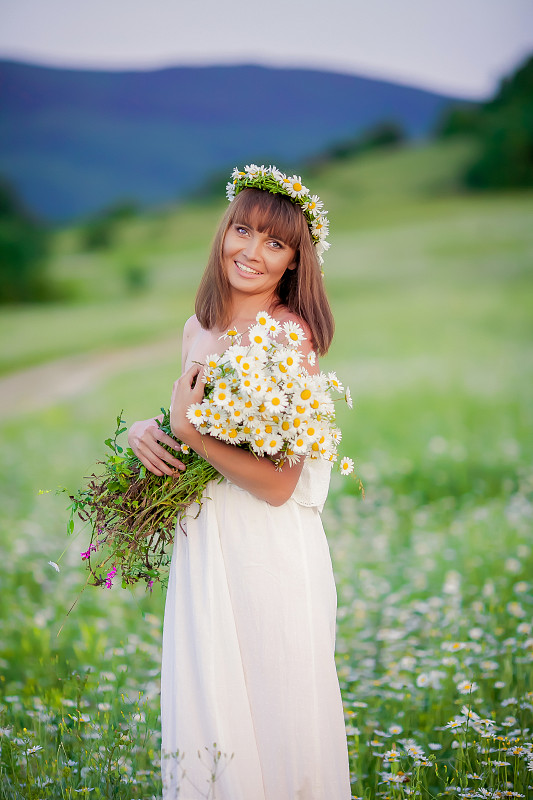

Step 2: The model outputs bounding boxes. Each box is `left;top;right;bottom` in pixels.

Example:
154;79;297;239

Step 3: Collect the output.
227;188;305;251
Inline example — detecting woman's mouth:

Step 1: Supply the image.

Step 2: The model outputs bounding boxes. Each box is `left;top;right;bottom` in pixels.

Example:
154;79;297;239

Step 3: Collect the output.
235;260;262;276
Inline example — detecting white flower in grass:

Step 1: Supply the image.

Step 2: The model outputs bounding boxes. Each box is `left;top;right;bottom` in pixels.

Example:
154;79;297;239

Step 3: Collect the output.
285;175;309;199
388;724;403;735
48;561;60;572
339;457;354;476
283;320;306;345
180;444;190;454
457;680;479;695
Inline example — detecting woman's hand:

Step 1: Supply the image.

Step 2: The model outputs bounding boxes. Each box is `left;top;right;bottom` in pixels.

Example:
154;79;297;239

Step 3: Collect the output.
128;417;185;477
170;364;204;443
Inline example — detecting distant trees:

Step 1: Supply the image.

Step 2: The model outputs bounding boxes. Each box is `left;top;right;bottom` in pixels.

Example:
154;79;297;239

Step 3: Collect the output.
0;179;50;303
82;201;139;251
437;53;533;189
314;121;407;165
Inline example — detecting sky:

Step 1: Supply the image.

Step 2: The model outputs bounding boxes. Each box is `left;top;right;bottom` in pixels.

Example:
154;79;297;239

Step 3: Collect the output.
1;0;533;99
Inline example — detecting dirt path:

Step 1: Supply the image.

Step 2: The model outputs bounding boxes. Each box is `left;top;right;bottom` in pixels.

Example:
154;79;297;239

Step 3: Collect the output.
0;337;179;419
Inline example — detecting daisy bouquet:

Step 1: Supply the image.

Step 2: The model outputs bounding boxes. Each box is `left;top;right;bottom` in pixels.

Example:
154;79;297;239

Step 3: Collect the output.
188;311;354;474
66;312;355;590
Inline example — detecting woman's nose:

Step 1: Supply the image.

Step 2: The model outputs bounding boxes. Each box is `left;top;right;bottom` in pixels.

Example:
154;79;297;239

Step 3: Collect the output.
242;234;261;260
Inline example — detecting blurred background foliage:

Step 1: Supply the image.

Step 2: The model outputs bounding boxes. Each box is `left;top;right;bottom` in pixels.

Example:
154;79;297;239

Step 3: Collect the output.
0;51;532;798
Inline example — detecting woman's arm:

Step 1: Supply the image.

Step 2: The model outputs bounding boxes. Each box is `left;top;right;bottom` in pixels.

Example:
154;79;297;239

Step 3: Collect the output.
170;364;305;506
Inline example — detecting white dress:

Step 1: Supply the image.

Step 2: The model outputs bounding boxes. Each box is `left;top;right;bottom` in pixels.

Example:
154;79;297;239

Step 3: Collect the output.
160;458;351;800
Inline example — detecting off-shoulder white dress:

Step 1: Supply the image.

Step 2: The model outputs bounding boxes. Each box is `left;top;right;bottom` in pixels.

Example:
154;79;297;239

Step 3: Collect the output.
160;459;351;799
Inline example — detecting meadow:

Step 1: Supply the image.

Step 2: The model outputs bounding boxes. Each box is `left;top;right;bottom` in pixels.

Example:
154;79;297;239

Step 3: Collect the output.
0;139;532;798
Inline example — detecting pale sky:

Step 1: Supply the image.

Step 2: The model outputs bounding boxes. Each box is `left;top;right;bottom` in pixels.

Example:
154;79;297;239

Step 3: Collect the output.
1;0;533;98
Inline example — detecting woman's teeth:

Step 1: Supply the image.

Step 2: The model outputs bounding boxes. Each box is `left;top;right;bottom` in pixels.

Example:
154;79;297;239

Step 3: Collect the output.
236;261;260;275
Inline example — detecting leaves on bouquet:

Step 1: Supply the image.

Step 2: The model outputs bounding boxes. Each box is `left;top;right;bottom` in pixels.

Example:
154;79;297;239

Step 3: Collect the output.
66;410;220;590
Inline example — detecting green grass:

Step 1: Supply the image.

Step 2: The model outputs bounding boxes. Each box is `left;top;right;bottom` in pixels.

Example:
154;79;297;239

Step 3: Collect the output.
1;140;532;798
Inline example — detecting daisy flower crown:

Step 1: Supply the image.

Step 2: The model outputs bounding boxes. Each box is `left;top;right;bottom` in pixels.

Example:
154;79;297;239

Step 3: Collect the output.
226;164;330;267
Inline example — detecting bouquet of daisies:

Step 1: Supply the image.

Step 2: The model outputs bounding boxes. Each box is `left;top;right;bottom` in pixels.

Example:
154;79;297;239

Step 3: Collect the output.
66;312;355;590
187;311;354;473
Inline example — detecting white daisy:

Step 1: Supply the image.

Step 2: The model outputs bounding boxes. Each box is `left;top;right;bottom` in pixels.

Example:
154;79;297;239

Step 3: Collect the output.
212;379;232;406
283;320;306;345
263;433;284;456
345;386;353;409
285;175;309;199
264;390;289;414
226;182;235;201
302;195;324;216
247;325;270;349
255;310;275;330
307;350;316;366
244;163;261;179
339;457;354;476
186;403;205;425
327;371;344;392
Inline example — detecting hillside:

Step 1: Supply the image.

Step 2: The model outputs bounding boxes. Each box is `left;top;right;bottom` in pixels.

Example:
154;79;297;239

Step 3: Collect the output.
0;60;463;221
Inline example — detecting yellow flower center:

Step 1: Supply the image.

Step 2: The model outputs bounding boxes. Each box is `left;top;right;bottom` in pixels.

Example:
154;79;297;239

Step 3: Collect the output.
293;182;302;192
301;389;311;400
289;332;298;341
271;397;280;406
194;409;202;417
281;421;291;431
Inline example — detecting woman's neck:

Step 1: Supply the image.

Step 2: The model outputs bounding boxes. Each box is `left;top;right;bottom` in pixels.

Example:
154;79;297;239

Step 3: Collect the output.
227;293;282;329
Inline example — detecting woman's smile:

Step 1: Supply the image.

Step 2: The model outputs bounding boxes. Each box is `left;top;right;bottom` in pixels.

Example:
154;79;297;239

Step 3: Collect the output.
234;259;263;277
223;223;296;293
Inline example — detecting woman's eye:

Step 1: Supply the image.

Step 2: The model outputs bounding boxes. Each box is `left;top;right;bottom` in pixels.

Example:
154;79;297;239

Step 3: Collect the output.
235;225;248;235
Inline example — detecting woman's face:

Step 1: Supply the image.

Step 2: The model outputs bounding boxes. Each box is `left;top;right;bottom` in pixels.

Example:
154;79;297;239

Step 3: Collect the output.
222;221;296;300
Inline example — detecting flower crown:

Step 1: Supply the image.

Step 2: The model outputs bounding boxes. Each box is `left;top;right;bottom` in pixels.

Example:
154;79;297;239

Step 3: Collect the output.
226;164;330;267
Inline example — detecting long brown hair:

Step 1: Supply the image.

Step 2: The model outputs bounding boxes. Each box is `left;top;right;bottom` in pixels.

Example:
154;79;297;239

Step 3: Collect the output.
195;188;334;355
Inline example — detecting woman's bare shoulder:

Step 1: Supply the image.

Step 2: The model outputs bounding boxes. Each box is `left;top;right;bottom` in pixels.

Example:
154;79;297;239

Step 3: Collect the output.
181;315;203;371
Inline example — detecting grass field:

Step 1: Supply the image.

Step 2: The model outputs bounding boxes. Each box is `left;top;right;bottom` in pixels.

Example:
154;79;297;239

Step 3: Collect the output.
1;140;532;798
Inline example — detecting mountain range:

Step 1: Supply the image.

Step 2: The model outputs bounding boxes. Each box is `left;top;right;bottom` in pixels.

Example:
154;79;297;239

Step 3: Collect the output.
0;60;464;222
